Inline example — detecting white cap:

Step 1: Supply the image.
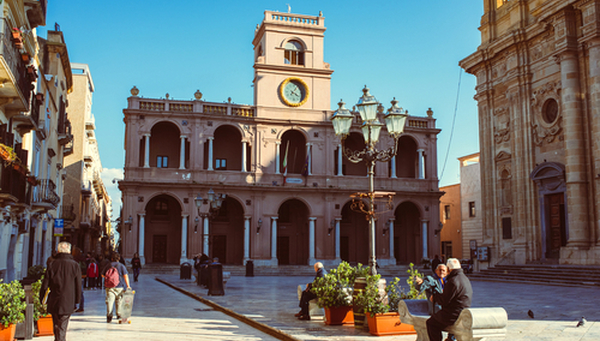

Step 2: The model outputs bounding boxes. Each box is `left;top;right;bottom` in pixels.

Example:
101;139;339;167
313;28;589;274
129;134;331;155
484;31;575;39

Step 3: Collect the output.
447;258;461;270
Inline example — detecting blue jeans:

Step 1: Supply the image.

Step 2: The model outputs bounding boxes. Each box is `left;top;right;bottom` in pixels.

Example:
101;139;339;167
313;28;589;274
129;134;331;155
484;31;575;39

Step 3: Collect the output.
105;287;124;317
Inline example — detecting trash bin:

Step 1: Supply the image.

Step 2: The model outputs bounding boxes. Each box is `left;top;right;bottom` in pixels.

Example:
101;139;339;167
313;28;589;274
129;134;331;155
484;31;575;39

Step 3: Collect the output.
207;263;225;296
245;260;254;277
180;262;192;280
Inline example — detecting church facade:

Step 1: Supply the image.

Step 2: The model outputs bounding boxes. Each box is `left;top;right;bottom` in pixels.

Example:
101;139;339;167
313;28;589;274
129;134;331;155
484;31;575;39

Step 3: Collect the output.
460;0;600;265
119;11;442;267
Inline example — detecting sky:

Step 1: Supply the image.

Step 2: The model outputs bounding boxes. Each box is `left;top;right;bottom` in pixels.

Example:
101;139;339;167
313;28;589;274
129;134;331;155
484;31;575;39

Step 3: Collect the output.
38;1;484;217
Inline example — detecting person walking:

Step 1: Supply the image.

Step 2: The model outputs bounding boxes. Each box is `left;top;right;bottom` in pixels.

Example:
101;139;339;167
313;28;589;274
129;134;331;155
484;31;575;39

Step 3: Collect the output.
86;257;99;289
426;258;473;341
39;241;82;341
104;251;131;323
131;253;142;282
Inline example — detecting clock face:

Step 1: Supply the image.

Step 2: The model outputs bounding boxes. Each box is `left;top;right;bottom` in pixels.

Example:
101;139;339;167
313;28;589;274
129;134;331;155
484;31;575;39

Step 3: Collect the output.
280;77;309;107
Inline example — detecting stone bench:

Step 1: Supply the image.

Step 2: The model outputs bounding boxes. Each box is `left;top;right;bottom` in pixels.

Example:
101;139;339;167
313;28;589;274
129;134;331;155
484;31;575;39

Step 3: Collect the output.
398;300;507;341
297;284;324;317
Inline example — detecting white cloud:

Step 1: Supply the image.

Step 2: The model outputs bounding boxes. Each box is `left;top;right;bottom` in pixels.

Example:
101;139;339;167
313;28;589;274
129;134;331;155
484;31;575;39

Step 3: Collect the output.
101;168;123;218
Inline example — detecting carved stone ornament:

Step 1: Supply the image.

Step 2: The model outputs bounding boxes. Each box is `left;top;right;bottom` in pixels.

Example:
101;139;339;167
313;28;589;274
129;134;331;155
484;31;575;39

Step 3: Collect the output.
530;81;562;146
494;121;510;144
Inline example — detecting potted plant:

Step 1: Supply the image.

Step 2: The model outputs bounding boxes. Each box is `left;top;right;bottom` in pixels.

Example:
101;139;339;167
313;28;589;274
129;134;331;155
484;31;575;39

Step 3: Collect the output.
0;280;26;341
355;263;426;336
31;278;53;336
311;261;355;325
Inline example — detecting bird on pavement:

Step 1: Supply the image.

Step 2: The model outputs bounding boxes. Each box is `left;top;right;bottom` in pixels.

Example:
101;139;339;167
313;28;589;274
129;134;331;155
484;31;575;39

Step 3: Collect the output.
527;310;534;319
576;316;586;327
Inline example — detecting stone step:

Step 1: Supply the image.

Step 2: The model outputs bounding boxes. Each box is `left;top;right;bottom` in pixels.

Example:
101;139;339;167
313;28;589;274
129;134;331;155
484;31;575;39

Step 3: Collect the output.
468;264;600;288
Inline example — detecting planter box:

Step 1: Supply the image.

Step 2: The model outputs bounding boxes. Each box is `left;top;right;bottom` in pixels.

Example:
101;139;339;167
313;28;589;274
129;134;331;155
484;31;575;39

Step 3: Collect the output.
35;315;53;336
324;306;354;325
366;312;416;336
0;324;16;341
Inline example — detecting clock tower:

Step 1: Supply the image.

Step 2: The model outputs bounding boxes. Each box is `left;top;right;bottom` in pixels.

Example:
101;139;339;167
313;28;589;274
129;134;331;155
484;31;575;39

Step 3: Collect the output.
252;11;333;119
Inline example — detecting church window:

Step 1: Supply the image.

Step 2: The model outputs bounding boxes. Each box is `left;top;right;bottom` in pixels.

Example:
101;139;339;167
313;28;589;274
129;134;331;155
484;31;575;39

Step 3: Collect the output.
542;98;559;124
284;40;304;65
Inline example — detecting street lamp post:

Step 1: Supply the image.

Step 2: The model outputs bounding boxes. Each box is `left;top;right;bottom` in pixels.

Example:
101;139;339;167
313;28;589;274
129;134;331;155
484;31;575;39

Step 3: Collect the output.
331;86;408;275
194;189;227;256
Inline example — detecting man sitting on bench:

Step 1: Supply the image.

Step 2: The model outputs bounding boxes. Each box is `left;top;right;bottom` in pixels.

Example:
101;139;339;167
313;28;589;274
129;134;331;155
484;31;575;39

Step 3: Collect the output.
427;258;473;341
295;262;327;321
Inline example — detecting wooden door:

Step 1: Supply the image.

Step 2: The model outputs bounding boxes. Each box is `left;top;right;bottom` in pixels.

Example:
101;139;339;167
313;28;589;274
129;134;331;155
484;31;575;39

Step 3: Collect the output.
277;236;290;265
152;235;167;263
546;193;565;259
212;235;227;264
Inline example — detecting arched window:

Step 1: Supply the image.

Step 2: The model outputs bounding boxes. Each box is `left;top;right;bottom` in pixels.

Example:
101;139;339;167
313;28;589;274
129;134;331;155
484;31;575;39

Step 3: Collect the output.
284;40;304;65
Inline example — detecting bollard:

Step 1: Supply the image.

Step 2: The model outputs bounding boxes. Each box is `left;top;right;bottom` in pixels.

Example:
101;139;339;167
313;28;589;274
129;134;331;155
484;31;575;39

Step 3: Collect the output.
245;260;254;277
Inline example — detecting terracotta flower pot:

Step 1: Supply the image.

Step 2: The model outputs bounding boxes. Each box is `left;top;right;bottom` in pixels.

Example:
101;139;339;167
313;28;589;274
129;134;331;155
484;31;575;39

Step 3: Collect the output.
324;306;354;325
0;324;16;341
36;314;53;336
366;312;416;336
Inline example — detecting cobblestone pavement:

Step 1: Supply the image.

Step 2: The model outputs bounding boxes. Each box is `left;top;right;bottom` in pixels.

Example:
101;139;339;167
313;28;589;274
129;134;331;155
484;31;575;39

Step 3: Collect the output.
36;272;600;340
160;273;600;340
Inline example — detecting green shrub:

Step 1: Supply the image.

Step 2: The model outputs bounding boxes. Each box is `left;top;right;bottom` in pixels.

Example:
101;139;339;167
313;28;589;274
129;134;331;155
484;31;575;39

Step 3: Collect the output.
0;280;27;327
31;278;49;321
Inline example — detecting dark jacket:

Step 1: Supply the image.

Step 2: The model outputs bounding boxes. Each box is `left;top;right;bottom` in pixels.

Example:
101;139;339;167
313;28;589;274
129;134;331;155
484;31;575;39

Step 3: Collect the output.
432;268;472;325
307;267;327;290
40;253;82;316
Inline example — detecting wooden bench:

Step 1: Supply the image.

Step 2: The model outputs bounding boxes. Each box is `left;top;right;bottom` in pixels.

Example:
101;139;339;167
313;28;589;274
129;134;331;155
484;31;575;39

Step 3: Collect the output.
297;285;324;317
398;300;507;341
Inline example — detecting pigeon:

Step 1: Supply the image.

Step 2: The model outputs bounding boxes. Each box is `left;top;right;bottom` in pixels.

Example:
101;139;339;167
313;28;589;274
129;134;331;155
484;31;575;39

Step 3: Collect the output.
527;310;534;319
576;316;586;327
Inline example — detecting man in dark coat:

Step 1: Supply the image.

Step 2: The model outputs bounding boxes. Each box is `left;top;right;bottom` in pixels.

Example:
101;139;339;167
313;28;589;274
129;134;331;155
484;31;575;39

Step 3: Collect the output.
427;258;473;341
40;241;82;341
296;262;327;321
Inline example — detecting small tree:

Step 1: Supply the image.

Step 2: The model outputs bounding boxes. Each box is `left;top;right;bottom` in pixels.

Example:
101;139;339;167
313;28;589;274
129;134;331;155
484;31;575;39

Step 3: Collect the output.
0;280;27;327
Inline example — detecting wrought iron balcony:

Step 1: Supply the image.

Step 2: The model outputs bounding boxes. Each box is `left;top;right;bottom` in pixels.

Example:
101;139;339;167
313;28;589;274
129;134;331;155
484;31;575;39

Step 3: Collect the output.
31;179;60;209
0;162;30;207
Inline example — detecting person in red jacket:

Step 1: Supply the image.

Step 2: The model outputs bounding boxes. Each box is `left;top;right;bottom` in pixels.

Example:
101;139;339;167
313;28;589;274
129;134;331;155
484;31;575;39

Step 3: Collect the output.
86;258;99;289
40;241;82;341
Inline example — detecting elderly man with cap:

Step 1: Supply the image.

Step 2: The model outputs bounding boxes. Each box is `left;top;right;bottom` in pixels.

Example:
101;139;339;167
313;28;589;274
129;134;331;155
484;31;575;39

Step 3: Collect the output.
426;258;473;341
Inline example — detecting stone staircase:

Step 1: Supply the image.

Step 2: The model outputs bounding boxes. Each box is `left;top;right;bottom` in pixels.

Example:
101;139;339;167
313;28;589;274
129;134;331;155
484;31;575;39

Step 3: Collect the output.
140;263;414;277
467;264;600;288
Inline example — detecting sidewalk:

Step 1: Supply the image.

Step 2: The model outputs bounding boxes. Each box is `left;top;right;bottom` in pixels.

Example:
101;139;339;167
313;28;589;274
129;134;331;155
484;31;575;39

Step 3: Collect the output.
159;273;600;340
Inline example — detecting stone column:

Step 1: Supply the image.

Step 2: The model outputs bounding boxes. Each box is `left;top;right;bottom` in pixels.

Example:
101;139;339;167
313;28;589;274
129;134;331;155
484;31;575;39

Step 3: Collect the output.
275;142;281;174
421;220;428;259
560;50;590;247
337;144;343;176
180;214;188;263
417;149;425;179
203;215;209;255
244;216;251;262
388;219;396;264
143;134;150;168
390;156;397;178
306;143;312;175
179;135;186;169
271;217;278;265
308;217;316;264
207;137;214;171
588;38;600;244
335;218;341;261
138;213;146;265
242;141;248;173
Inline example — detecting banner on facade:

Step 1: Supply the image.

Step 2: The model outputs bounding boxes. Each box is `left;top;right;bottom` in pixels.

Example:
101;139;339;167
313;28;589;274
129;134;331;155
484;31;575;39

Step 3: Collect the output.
54;218;64;237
